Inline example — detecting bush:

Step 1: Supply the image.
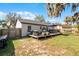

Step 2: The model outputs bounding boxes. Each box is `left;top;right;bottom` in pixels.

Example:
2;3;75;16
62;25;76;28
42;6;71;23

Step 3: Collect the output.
72;24;79;29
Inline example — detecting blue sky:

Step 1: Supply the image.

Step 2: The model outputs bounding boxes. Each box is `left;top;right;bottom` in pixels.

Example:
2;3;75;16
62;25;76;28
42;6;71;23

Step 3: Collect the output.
0;3;79;24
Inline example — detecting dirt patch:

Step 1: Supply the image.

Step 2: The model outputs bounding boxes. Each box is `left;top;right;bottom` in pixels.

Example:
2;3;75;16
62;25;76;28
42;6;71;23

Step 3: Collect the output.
14;39;73;56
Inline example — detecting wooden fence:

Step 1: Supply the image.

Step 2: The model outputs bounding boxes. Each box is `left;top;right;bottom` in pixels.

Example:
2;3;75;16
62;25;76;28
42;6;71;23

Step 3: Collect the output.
0;28;21;38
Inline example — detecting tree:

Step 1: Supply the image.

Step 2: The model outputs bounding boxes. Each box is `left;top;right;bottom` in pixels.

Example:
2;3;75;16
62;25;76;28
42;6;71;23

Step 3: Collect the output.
73;12;79;31
5;13;22;38
0;20;5;24
0;20;6;28
34;14;45;22
64;12;79;31
5;13;17;28
46;21;51;24
64;16;76;25
74;12;79;24
46;3;79;17
64;16;72;25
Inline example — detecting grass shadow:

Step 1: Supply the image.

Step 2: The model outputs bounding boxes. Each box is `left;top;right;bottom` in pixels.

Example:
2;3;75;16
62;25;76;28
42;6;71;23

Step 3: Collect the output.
37;34;61;41
0;39;15;56
13;36;30;40
62;34;69;36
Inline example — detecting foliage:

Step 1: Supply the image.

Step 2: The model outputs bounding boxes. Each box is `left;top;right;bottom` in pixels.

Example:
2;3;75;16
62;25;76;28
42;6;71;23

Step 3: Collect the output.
14;35;79;56
72;24;78;28
64;16;77;25
5;13;18;28
64;12;79;31
46;3;79;17
46;21;51;24
3;13;22;37
0;20;6;27
34;14;45;22
64;16;72;25
0;39;15;56
1;34;79;56
73;12;79;24
73;24;79;30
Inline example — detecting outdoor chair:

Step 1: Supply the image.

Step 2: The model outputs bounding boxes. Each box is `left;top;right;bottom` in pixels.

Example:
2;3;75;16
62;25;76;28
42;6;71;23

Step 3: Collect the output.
32;30;40;36
42;30;49;36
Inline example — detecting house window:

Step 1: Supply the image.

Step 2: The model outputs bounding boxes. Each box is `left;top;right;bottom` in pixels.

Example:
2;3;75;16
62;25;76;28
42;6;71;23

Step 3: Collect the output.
27;26;31;32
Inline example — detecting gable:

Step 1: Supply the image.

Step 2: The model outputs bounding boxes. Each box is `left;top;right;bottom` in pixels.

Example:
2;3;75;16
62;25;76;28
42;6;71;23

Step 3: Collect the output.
16;20;22;28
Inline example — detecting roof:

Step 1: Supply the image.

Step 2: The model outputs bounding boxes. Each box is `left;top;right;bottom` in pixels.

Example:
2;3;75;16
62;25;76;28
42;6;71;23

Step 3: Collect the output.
49;23;62;27
19;19;48;26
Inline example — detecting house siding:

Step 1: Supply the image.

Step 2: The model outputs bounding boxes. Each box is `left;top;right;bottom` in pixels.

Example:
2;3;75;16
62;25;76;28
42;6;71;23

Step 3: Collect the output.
21;23;45;37
31;25;41;31
21;24;28;37
16;20;58;37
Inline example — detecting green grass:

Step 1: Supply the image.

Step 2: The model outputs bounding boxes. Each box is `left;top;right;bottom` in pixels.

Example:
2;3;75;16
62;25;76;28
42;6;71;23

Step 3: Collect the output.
1;34;79;56
42;34;79;55
0;39;15;56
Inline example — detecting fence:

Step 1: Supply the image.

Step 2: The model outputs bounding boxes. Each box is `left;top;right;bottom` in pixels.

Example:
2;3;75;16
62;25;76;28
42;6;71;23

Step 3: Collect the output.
0;28;21;38
62;27;79;33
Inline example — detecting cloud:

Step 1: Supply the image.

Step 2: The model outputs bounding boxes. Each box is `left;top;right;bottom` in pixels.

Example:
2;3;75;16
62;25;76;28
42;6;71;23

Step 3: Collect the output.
47;17;61;23
16;11;31;15
16;11;35;20
0;11;6;16
0;11;6;19
0;11;35;20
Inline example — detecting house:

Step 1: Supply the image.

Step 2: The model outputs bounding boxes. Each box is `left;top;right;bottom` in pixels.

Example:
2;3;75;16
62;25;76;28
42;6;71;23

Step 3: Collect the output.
16;19;49;37
0;19;62;38
16;19;63;37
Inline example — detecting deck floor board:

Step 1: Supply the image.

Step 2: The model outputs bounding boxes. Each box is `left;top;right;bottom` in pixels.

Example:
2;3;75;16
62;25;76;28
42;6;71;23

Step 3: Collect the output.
29;32;61;39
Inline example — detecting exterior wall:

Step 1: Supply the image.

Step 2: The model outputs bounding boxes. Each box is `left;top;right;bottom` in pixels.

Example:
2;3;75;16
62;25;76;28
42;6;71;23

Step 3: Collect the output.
48;26;55;30
31;25;41;31
21;24;28;37
21;23;44;37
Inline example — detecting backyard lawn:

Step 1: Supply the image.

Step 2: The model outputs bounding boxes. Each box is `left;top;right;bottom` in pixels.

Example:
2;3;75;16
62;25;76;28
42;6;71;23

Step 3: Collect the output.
0;34;79;56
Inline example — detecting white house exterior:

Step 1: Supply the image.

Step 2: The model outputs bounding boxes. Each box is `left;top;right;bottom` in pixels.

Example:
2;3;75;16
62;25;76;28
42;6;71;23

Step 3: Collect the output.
16;19;48;37
16;19;62;37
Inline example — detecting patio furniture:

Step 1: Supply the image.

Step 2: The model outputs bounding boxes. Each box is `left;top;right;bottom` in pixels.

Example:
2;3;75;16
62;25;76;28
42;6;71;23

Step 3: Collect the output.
42;30;49;36
29;29;61;39
32;30;42;36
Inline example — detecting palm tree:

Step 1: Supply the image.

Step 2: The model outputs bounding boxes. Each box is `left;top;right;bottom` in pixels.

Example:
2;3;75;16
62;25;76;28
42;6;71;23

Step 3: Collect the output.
73;12;79;31
74;12;79;24
34;14;45;22
46;3;79;17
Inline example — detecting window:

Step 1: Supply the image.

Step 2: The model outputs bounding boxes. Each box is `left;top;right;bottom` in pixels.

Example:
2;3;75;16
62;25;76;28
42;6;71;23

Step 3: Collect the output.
27;26;31;32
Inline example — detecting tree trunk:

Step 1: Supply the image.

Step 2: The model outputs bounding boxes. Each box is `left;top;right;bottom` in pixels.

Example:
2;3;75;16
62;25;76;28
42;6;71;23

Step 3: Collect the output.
7;27;10;39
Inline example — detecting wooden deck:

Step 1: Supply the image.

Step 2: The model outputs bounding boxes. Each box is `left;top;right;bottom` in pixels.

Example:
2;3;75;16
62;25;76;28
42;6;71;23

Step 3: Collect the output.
29;32;61;39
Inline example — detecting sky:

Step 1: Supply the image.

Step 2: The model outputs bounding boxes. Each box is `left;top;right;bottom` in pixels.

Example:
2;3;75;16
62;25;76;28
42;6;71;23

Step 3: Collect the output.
0;3;79;24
